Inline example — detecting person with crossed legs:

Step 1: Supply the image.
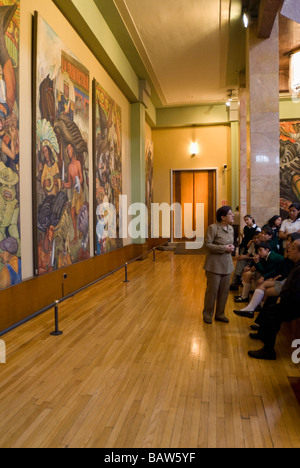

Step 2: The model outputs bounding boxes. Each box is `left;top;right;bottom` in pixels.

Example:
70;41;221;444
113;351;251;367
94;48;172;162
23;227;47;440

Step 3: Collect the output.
247;239;300;360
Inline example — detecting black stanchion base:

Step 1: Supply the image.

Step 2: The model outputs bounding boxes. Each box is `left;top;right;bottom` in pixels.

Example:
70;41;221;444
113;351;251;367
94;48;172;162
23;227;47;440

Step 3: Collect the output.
50;331;63;336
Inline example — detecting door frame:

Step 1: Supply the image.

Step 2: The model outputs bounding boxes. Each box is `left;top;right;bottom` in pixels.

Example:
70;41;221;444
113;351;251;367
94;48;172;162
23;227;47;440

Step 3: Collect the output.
170;168;219;243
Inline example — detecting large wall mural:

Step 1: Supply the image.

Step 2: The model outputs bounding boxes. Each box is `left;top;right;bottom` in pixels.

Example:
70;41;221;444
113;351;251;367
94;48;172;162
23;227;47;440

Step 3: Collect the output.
0;0;20;291
280;121;300;219
33;13;90;276
93;80;122;255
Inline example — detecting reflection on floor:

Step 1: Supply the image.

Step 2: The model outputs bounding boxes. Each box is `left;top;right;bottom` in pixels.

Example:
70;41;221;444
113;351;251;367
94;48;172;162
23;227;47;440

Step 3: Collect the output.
0;251;300;448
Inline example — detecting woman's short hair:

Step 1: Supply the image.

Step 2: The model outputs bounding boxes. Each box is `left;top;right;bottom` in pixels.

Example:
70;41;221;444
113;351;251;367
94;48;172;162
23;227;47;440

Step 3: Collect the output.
216;206;232;223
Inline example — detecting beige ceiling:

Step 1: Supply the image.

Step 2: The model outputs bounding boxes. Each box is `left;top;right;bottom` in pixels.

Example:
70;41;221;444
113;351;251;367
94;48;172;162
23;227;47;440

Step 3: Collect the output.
93;0;300;108
113;0;245;107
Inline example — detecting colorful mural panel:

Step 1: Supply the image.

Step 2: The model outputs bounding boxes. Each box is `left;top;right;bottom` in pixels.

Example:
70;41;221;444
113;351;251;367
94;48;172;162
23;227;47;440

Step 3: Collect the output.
0;0;20;291
93;80;122;255
33;14;90;276
280;121;300;218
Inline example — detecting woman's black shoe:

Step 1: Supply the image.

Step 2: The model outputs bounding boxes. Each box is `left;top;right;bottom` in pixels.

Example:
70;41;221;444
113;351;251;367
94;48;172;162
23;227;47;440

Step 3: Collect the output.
249;332;262;340
234;295;249;303
233;309;254;319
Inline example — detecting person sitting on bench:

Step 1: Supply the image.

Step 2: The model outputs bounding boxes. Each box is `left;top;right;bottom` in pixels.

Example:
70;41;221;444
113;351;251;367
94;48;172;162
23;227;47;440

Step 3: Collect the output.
233;233;300;318
247;238;300;360
234;242;284;304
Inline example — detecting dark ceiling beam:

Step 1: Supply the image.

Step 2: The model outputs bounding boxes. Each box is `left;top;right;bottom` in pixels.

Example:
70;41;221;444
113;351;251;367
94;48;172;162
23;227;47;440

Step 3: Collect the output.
257;0;284;38
242;0;260;18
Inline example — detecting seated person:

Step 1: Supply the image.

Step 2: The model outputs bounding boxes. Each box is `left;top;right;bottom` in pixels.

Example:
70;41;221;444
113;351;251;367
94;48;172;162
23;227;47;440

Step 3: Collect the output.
247;238;300;360
239;215;261;255
279;203;300;252
260;226;272;243
230;232;261;290
235;242;284;303
263;215;283;254
233;233;300;318
261;226;281;253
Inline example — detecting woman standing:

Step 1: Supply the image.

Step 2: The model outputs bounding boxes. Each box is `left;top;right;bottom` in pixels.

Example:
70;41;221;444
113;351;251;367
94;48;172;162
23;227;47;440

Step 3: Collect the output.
203;206;235;324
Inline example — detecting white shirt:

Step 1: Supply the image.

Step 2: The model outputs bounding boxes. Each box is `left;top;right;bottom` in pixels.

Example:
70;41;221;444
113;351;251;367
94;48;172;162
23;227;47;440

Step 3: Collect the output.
280;217;300;235
280;218;300;246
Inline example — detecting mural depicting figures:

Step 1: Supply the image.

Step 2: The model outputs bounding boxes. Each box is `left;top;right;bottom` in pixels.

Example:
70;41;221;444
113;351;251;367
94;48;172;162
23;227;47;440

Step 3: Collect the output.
94;81;122;255
34;15;90;276
0;1;20;291
280;121;300;219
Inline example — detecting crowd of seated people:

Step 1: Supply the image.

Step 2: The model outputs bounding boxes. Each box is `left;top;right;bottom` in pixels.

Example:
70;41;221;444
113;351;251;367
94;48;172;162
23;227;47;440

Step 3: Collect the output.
230;203;300;360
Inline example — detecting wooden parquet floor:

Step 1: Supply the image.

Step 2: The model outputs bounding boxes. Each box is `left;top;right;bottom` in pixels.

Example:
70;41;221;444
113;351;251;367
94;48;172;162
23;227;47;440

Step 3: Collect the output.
0;251;300;448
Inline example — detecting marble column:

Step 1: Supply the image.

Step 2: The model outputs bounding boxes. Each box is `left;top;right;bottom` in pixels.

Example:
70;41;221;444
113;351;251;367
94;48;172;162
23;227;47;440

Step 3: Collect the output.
131;102;146;244
239;75;248;223
246;16;280;227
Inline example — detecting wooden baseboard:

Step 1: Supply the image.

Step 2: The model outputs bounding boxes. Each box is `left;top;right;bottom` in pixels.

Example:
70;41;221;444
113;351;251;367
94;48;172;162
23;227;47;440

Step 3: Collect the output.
0;243;143;334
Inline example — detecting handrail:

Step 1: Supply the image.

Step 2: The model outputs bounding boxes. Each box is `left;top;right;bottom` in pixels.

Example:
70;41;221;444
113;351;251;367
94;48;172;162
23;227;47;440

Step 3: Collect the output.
0;242;169;338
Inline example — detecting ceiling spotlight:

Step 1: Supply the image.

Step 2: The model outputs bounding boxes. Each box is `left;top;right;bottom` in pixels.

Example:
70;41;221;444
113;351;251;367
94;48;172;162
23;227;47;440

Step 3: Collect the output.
243;11;249;28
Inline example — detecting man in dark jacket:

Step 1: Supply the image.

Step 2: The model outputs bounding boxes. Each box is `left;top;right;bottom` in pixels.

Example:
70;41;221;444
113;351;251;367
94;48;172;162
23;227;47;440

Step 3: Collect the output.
248;239;300;360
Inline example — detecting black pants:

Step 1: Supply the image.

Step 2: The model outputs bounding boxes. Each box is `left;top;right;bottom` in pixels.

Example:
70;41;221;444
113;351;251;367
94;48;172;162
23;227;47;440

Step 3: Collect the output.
256;302;300;350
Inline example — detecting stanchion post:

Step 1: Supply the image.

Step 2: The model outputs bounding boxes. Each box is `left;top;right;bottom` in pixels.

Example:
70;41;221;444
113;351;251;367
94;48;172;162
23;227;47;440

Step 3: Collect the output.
123;263;130;283
153;247;156;261
50;300;63;336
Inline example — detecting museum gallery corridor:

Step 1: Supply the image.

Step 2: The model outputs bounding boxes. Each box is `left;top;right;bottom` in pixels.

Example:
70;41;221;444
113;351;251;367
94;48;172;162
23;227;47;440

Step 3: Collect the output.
0;250;300;448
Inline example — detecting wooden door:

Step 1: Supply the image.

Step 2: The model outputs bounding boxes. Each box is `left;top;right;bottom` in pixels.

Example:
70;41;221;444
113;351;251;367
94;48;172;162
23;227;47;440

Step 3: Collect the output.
172;170;216;241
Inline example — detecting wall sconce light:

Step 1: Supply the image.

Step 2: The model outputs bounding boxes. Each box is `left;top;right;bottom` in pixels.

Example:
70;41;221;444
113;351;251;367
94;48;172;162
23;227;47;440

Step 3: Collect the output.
243;11;250;28
190;142;199;157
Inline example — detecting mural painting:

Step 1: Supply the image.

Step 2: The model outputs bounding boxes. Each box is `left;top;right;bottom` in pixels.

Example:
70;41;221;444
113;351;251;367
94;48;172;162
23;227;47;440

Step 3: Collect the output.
280;121;300;219
93;80;122;255
33;14;90;276
0;0;20;291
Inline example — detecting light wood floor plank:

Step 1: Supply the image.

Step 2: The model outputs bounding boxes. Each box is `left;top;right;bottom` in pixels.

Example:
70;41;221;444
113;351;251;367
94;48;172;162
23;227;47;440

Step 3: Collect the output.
0;251;300;448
